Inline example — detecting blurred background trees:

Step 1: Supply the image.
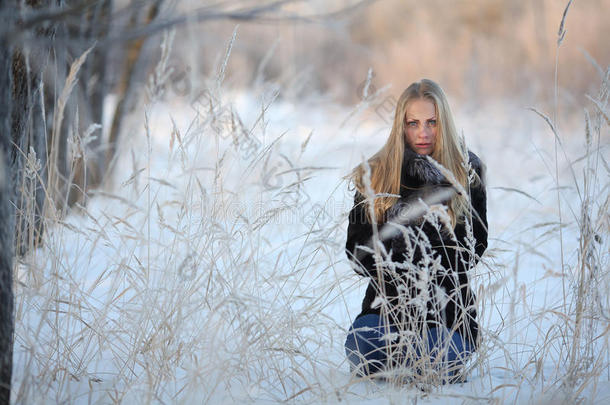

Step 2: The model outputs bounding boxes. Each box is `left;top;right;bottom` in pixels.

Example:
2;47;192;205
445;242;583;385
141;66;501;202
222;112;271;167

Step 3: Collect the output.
184;0;608;106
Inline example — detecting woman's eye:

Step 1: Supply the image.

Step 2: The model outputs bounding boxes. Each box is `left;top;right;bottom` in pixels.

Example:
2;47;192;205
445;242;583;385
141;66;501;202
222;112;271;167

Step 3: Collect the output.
407;121;418;127
427;120;437;127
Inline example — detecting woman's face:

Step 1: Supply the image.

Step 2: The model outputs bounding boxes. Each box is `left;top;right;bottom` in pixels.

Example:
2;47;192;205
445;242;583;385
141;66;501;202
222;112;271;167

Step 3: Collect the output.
404;98;437;155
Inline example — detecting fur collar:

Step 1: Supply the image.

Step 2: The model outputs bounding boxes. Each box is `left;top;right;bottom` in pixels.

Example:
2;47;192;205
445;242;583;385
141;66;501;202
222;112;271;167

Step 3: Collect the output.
400;147;445;188
400;147;484;191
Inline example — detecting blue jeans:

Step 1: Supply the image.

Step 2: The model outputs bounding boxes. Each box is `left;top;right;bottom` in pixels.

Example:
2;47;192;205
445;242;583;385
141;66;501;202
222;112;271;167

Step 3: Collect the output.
344;314;473;380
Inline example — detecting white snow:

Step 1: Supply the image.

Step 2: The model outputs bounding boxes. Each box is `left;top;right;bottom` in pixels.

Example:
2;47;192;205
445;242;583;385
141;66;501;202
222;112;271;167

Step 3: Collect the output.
12;87;610;404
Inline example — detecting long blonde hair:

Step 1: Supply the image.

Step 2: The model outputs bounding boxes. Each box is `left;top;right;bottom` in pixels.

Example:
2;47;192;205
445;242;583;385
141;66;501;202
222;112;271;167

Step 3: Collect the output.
350;79;469;226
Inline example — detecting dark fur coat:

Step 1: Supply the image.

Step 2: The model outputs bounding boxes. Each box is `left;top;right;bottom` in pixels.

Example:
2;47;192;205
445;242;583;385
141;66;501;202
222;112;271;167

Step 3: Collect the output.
345;146;488;348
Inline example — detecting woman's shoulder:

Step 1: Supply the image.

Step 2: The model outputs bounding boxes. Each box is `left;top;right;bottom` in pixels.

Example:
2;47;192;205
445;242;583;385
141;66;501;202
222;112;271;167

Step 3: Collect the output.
467;150;486;185
467;150;484;169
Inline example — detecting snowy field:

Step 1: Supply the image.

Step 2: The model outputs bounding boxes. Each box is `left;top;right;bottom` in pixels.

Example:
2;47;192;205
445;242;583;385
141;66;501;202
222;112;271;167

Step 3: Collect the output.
12;83;609;404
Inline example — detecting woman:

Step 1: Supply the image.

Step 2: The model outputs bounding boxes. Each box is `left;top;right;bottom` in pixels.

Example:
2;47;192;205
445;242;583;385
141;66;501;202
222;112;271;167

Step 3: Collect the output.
344;79;487;383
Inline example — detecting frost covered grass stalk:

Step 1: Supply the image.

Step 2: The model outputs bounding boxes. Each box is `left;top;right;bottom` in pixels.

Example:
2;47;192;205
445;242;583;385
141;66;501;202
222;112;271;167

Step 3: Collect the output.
517;2;608;400
470;78;608;404
478;71;609;403
560;69;610;400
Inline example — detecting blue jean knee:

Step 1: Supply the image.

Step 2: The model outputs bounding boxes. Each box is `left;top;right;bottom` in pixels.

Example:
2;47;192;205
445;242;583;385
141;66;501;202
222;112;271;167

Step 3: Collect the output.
425;326;474;375
344;314;397;376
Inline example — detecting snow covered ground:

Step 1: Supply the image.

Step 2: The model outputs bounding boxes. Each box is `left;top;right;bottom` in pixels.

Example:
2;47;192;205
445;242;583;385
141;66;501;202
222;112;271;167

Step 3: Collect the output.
12;85;609;404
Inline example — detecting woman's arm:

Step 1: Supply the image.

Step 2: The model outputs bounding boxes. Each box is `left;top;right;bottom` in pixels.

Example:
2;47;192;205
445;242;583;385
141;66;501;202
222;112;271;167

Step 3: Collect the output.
345;191;395;278
345;187;440;277
466;151;488;264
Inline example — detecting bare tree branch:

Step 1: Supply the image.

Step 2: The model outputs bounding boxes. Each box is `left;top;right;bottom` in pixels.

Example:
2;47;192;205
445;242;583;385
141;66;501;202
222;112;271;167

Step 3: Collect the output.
3;0;376;47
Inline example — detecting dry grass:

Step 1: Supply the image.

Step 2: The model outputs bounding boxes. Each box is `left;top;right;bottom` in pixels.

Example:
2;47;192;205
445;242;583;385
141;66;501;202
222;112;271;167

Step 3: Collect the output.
10;10;610;405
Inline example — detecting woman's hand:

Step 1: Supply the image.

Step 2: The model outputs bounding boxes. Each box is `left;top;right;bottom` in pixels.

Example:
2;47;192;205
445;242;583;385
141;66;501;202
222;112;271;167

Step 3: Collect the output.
388;184;454;228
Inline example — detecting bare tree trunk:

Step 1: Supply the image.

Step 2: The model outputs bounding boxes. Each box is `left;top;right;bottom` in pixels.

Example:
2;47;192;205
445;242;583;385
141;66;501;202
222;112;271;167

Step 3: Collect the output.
1;0;52;398
106;0;162;176
0;16;15;405
12;47;49;255
67;0;112;206
52;11;74;214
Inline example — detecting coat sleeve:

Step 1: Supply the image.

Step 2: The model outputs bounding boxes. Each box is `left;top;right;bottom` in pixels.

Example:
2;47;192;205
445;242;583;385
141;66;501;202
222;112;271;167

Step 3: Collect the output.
470;185;488;263
466;152;488;265
345;191;394;278
432;154;488;270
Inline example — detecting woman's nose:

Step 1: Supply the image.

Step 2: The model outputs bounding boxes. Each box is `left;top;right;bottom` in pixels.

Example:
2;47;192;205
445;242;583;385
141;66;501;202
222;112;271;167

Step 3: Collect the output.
418;125;431;138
